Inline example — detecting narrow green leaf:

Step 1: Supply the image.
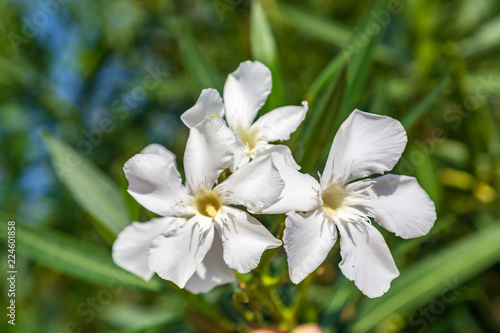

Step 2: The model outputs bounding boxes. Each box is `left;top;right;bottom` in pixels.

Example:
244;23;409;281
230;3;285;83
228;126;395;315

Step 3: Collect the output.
350;220;500;332
412;144;442;208
301;66;348;173
102;303;185;333
401;76;449;129
267;0;351;47
251;0;284;110
266;0;399;66
169;18;221;93
459;16;500;58
0;220;161;291
289;54;345;150
306;55;346;105
336;0;390;130
370;78;390;115
41;131;130;240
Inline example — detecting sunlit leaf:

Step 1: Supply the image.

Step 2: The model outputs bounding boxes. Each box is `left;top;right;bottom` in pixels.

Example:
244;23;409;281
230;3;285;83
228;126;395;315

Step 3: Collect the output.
41;131;130;240
351;218;500;332
0;220;161;291
459;16;500;58
251;0;284;110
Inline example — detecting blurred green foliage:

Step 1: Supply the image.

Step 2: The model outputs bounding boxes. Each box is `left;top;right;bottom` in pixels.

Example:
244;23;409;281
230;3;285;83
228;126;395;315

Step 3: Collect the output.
1;0;500;332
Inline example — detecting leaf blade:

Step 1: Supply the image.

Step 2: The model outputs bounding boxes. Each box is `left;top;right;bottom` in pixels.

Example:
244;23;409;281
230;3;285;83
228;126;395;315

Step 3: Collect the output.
0;220;161;291
350;219;500;332
41;131;130;239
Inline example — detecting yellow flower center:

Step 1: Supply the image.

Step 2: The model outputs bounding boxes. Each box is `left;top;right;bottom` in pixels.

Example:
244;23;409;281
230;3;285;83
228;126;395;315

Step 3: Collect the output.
194;190;222;218
235;125;259;155
322;184;350;215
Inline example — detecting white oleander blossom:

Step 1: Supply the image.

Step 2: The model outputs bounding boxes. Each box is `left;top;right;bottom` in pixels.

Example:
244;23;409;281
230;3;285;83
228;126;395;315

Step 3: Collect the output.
283;110;437;298
112;144;233;293
180;60;319;214
114;118;285;293
180;60;308;168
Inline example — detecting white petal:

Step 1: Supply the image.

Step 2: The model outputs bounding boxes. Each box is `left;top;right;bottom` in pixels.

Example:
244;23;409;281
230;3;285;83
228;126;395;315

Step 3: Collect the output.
258;146;321;214
112;217;185;280
184;118;236;193
148;216;214;288
215;207;281;273
185;232;235;294
229;132;250;172
255;144;301;170
337;220;399;298
283;210;337;284
124;154;192;217
140;143;176;164
252;101;308;142
181;89;225;129
216;154;285;214
223;61;272;129
321;110;407;187
361;174;436;239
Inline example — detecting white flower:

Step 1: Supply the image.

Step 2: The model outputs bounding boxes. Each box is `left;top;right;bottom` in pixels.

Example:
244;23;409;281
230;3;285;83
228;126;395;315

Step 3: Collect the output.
112;144;235;293
283;110;437;298
115;118;284;292
180;60;318;213
180;60;308;165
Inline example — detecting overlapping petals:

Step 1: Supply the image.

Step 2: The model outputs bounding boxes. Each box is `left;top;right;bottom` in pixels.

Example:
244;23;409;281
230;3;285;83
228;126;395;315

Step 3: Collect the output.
180;60;308;162
117;117;285;293
216;154;284;214
124;153;193;217
115;60;436;299
149;216;215;288
184;232;236;293
181;89;225;129
183;118;235;192
215;207;282;273
283;109;436;298
251;102;308;142
112;217;185;280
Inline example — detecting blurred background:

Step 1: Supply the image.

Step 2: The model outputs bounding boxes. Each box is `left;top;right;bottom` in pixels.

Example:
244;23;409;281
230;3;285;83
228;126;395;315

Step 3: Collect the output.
1;0;500;332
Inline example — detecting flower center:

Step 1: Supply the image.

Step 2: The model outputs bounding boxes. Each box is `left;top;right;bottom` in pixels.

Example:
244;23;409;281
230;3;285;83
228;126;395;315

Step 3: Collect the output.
322;184;350;215
194;190;222;218
235;125;259;155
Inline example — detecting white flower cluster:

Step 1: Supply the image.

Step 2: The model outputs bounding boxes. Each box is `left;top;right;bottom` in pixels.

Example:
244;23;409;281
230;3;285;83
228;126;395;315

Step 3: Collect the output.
112;61;436;298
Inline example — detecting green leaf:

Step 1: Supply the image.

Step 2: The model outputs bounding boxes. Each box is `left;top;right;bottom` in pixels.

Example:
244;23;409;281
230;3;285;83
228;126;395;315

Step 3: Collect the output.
300;66;348;173
169;18;222;94
401;76;449;129
266;0;399;66
41;131;130;240
412;144;442;209
0;220;161;292
289;54;345;150
250;0;284;110
102;302;185;333
306;55;346;105
459;16;500;58
267;1;351;48
335;0;390;130
350;219;500;332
